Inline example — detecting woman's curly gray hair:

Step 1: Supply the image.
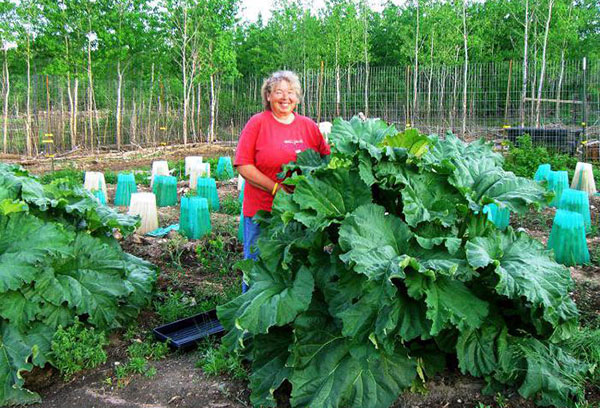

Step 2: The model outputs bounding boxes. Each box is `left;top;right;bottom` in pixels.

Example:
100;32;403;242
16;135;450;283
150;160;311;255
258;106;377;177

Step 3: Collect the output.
261;70;303;111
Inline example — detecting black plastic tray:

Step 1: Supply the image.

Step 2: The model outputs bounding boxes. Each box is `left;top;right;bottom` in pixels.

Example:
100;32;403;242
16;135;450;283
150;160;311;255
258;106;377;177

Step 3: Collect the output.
153;309;224;349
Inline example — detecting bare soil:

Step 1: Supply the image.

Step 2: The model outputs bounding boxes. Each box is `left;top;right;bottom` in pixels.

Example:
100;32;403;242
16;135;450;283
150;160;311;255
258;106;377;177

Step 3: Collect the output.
18;154;600;408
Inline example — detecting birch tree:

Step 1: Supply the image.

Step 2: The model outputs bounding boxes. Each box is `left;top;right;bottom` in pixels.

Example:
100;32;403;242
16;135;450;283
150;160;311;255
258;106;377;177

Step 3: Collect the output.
535;0;554;127
460;0;469;136
168;0;201;145
0;1;15;154
16;0;41;156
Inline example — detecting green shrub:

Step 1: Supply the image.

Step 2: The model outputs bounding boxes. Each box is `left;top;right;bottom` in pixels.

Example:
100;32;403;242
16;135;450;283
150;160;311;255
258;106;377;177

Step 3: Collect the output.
504;135;579;179
39;166;83;184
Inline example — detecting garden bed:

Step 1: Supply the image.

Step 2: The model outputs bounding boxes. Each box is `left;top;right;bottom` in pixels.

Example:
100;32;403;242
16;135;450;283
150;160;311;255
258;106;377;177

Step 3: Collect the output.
12;149;600;408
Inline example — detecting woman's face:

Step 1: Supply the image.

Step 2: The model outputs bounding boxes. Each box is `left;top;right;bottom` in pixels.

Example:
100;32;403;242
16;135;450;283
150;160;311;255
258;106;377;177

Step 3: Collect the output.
268;80;298;117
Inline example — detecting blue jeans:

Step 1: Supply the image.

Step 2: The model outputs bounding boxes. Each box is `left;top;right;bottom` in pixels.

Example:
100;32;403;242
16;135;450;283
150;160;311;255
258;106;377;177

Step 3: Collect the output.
242;216;261;293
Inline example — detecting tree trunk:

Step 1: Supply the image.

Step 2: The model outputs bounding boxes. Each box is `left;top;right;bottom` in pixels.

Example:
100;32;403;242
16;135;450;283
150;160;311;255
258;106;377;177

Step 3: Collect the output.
87;35;94;150
181;6;189;145
116;63;123;149
554;49;565;122
363;2;369;117
335;39;341;117
2;49;9;154
412;0;420;123
148;63;155;145
131;98;137;144
427;34;434;123
25;35;32;156
451;48;459;130
530;22;538;122
535;0;554;127
209;73;216;142
197;83;202;139
74;78;79;145
461;0;468;136
520;0;529;127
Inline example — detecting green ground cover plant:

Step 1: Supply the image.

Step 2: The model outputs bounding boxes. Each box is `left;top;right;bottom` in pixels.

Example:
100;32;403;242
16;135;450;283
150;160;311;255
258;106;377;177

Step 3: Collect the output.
0;163;157;405
50;318;109;380
218;118;592;408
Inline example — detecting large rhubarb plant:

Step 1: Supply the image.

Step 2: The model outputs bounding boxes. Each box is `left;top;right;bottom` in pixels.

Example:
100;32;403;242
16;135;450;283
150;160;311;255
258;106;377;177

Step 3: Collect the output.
0;163;156;405
218;118;588;408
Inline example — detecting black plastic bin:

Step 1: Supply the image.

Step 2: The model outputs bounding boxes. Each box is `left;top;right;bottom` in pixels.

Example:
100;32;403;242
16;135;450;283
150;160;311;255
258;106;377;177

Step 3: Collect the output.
153;309;225;350
504;127;582;154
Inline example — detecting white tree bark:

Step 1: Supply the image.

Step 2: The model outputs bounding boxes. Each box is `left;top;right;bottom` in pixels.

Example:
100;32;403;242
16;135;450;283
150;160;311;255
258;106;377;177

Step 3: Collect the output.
2;49;9;154
412;0;420;122
535;0;555;126
25;35;32;156
209;73;216;142
87;33;94;150
116;62;123;149
520;0;530;127
461;0;469;136
427;33;434;122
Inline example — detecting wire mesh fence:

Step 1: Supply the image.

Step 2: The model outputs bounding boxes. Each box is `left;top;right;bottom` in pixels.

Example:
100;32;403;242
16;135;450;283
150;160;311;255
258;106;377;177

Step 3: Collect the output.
1;58;598;158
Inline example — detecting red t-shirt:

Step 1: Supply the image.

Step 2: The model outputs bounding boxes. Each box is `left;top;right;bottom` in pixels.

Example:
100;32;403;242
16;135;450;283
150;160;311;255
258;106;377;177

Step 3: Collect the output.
235;111;331;217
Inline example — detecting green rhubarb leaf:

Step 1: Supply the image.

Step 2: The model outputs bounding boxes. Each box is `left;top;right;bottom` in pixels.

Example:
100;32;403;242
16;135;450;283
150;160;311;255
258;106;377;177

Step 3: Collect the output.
382;128;433;158
0;213;72;292
249;327;293;408
405;273;489;336
330;116;397;160
217;264;314;335
495;337;588;407
400;170;462;227
279;148;330;179
0;199;28;215
289;304;417;408
292;169;371;230
0;291;41;331
466;229;578;326
339;204;413;280
0;322;41;405
456;320;504;377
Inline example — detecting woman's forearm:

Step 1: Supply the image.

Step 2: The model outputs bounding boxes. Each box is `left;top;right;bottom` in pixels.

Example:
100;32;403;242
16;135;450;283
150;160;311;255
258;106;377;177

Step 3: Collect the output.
237;165;278;194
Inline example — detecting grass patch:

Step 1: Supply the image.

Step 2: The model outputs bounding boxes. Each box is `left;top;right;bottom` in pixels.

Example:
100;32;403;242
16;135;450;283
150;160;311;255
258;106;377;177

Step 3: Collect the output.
196;341;247;381
218;193;241;216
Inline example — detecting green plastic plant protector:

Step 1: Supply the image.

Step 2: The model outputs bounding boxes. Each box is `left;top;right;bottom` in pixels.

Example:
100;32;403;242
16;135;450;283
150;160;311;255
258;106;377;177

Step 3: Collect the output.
216;156;234;180
180;196;211;239
196;177;220;211
533;163;551;182
482;203;510;230
114;173;137;206
547;170;569;207
152;175;178;207
547;209;590;266
92;189;106;205
558;188;591;232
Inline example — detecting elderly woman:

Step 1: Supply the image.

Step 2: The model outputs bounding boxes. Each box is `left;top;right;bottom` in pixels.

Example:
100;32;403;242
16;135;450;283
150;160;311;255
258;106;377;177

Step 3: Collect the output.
235;70;330;291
